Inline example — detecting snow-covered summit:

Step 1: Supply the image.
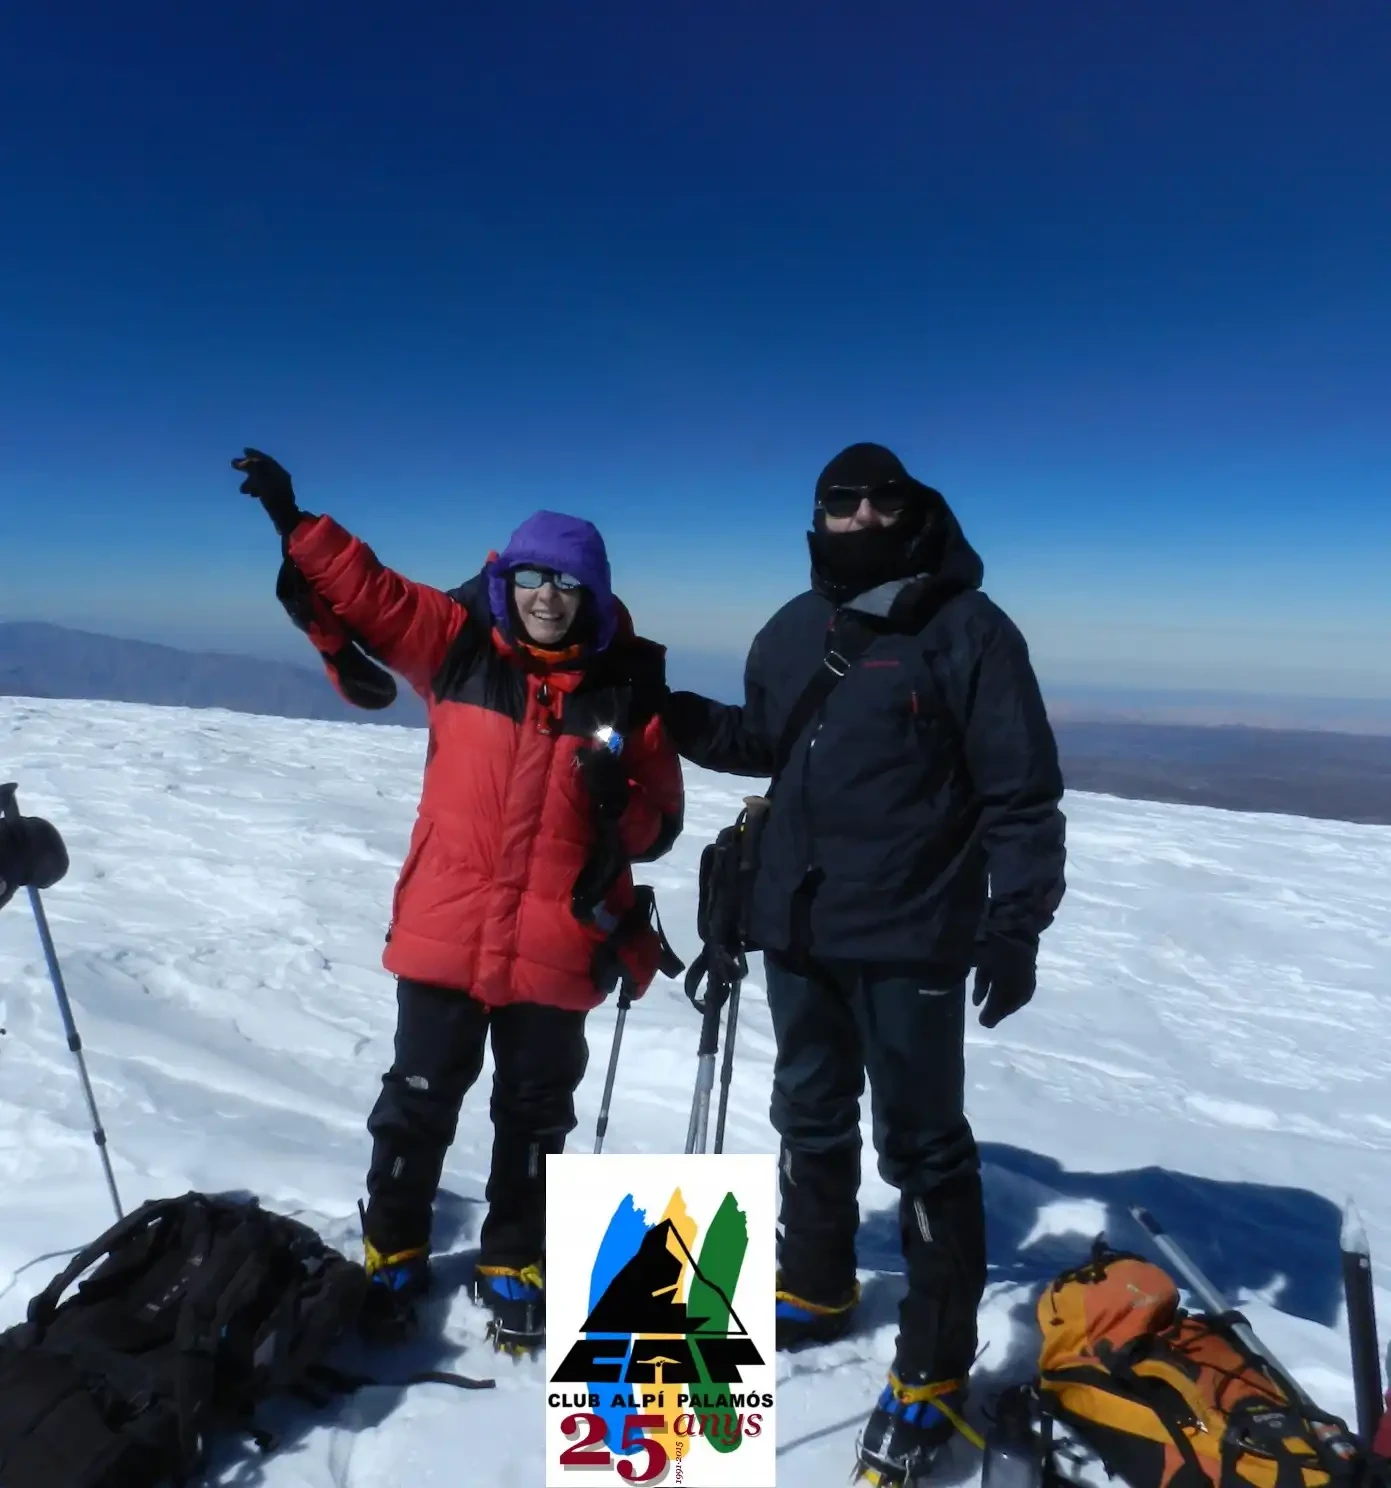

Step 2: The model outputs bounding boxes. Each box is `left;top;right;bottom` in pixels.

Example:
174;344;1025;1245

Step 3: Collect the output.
3;696;1389;1486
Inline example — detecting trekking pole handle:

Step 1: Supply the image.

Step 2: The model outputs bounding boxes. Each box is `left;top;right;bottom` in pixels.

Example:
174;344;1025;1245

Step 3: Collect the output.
695;983;725;1059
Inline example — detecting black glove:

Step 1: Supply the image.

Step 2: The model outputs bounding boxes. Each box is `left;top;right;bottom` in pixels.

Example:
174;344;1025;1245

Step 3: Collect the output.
659;690;712;754
971;933;1037;1029
232;448;307;538
572;833;627;926
0;814;69;910
577;743;631;822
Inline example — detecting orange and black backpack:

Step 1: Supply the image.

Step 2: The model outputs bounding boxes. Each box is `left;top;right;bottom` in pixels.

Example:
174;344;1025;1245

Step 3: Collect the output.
1034;1241;1361;1488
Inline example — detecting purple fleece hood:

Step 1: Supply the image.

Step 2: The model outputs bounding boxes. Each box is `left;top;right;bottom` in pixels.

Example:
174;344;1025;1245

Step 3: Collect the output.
486;510;618;652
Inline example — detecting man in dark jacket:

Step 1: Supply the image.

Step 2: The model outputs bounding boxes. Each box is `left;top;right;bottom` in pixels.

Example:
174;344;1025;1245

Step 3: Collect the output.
661;442;1066;1484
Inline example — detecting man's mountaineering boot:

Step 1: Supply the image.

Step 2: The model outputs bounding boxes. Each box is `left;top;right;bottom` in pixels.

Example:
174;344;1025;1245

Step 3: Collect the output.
852;1373;981;1485
472;1262;545;1356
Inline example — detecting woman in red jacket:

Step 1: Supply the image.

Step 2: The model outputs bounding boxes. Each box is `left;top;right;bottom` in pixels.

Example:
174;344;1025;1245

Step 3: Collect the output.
233;449;684;1353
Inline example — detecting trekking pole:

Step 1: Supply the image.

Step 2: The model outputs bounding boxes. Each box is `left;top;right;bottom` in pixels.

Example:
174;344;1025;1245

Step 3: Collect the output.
709;796;763;1156
711;980;742;1155
1131;1206;1313;1410
1;782;123;1220
684;983;725;1155
683;949;736;1155
593;987;633;1154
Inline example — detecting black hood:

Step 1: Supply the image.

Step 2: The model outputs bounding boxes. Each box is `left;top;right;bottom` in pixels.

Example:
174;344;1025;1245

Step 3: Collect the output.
806;444;983;622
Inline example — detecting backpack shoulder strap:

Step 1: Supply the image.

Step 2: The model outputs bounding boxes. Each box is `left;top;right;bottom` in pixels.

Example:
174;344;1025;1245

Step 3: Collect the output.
24;1196;192;1336
769;583;972;791
769;620;880;789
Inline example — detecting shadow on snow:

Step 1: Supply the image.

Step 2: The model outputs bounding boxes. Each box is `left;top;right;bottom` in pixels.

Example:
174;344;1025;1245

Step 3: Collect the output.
190;1146;1343;1480
776;1142;1343;1478
206;1186;489;1486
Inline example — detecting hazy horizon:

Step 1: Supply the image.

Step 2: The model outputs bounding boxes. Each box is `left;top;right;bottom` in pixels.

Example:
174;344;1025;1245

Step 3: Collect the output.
7;614;1391;736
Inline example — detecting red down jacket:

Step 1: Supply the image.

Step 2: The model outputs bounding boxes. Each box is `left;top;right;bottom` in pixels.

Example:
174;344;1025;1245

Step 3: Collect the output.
285;514;685;1013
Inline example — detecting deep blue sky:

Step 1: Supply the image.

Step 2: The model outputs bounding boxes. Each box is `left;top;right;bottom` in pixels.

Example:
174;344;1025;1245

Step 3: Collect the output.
3;0;1389;707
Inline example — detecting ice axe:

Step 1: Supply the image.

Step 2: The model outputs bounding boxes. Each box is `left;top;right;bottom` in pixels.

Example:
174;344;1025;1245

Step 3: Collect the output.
1131;1206;1316;1410
1340;1198;1385;1450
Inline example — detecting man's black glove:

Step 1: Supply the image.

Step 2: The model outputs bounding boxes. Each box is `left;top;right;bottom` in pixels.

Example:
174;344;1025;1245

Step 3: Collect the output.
0;815;69;911
232;448;308;539
659;690;710;754
971;933;1037;1029
577;744;631;822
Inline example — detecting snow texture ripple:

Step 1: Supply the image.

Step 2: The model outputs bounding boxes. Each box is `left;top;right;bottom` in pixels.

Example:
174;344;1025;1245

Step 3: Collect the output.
3;696;1391;1485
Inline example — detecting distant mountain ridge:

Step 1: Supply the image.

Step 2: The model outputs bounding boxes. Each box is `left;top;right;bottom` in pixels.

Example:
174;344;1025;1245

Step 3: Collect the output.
0;620;426;727
4;620;1391;826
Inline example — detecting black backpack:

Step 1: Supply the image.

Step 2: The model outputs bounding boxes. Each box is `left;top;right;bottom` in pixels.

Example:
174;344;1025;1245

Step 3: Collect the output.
0;1191;483;1487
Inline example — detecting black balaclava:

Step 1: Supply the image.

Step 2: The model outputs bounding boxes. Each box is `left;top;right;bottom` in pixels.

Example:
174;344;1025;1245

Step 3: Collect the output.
807;442;942;600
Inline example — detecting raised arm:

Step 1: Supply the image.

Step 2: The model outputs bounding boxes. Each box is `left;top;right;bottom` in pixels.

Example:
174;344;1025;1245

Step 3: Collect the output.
234;448;466;697
286;517;465;695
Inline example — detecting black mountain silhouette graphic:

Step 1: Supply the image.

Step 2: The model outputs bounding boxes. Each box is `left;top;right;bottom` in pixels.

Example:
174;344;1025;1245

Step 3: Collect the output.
581;1219;750;1339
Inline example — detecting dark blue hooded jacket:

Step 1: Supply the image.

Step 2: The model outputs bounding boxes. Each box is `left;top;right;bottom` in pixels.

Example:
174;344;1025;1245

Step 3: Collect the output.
664;489;1066;980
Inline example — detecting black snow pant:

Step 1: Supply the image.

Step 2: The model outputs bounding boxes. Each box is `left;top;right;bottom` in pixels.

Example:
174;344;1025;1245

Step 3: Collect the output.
765;949;986;1382
362;977;590;1269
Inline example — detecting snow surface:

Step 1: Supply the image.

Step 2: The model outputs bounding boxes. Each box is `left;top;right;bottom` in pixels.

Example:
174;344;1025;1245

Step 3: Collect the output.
3;694;1391;1486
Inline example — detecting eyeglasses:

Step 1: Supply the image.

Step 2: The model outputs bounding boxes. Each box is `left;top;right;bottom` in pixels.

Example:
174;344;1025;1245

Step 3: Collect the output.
818;483;913;520
511;567;585;592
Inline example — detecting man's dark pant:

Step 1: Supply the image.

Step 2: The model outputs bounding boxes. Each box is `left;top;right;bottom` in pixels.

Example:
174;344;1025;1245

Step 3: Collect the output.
363;978;590;1268
765;950;986;1381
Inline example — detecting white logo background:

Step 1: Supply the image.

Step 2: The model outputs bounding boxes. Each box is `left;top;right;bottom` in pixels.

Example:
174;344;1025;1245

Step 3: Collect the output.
544;1152;778;1487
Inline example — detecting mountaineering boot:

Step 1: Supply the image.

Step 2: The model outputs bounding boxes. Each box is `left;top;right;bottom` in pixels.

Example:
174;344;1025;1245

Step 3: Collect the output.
472;1261;545;1356
775;1140;861;1349
854;1374;979;1485
896;1174;986;1379
852;1173;988;1481
775;1274;861;1349
358;1202;430;1345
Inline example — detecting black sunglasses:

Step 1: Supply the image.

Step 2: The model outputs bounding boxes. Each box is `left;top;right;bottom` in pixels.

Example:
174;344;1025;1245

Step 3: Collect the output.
511;566;585;592
818;483;913;520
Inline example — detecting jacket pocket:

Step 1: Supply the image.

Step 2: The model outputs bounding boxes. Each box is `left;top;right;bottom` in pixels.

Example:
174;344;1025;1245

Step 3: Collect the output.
387;819;435;940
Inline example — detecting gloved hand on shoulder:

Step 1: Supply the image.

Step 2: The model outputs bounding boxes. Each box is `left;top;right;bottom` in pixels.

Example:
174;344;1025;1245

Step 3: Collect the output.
659;690;713;754
971;932;1037;1029
0;813;70;911
232;448;309;539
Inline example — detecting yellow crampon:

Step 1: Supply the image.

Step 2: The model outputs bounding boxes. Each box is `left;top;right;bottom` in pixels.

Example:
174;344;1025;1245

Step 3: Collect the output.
362;1235;427;1279
476;1262;545;1357
775;1278;862;1316
475;1261;545;1290
882;1374;984;1452
851;1375;986;1485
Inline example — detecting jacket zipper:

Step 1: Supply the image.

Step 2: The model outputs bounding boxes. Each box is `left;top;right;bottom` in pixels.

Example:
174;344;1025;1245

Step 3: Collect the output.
802;718;824;875
799;614;841;875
